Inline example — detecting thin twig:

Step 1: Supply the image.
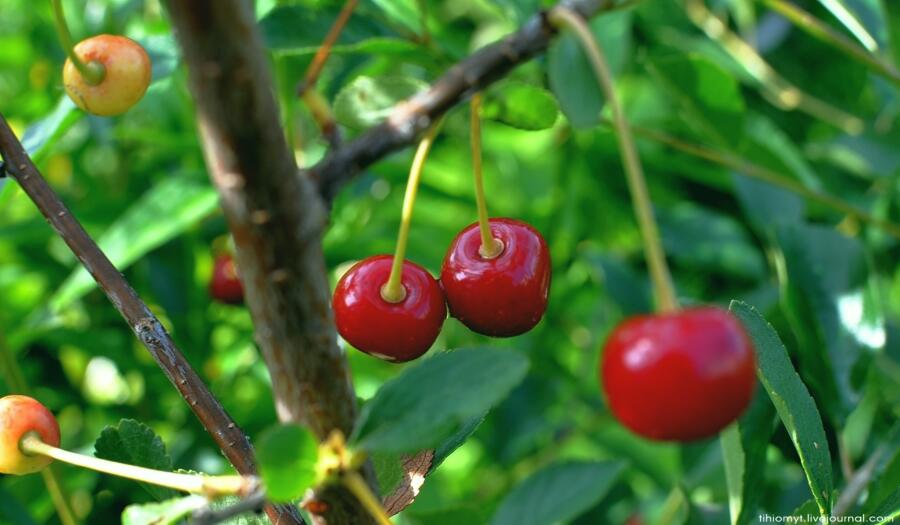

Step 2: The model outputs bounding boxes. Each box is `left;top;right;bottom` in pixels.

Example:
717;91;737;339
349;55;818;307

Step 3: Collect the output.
190;490;268;525
295;0;359;148
615;121;900;239
296;0;360;97
761;0;900;87
0;114;304;525
310;0;618;202
833;442;891;516
684;0;864;135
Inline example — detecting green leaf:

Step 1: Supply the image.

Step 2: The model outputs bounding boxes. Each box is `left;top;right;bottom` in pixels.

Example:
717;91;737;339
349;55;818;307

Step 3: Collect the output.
866;447;900;514
352;348;529;454
367;0;424;35
430;412;485;473
94;419;176;501
657;204;766;280
333;76;428;130
721;389;777;525
141;35;180;81
777;224;865;422
732;172;805;230
490;461;625;525
20;96;81;163
0;487;37;525
370;450;405;498
646;53;745;149
586;252;652;315
49;176;218;311
260;5;388;52
270;36;423;59
256;424;318;502
121;495;207;525
729;301;834;516
885;0;900;68
405;507;485;525
548;10;632;128
482;83;559;131
871;488;900;525
790;498;819;519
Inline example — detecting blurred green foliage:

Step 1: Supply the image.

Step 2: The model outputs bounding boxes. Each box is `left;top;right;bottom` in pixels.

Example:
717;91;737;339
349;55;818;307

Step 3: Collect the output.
0;0;898;524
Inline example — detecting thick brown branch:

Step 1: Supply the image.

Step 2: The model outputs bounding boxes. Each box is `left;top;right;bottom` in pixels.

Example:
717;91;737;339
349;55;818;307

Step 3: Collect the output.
164;1;373;523
310;0;613;201
0;115;301;525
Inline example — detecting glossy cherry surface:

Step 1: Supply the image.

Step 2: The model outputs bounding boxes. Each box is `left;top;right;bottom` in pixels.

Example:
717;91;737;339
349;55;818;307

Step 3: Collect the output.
333;255;446;362
440;218;551;337
601;307;756;442
209;254;244;305
0;395;60;475
63;35;151;116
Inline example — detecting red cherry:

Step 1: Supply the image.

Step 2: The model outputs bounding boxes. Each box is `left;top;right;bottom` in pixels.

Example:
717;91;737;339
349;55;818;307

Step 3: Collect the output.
0;395;60;475
600;307;756;441
332;255;446;362
440;218;551;337
209;254;244;305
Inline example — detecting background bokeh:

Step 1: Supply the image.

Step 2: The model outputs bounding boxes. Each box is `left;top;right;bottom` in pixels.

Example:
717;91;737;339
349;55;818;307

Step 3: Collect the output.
1;0;898;523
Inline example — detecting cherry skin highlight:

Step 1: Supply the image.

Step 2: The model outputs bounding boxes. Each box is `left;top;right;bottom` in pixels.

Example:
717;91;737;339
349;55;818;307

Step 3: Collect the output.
333;255;446;362
600;307;757;442
0;395;60;475
209;254;244;305
63;35;151;116
440;218;551;337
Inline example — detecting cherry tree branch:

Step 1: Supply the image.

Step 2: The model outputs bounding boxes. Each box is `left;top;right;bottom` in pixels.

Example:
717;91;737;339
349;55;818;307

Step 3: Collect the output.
0;115;303;525
164;1;373;523
310;0;616;201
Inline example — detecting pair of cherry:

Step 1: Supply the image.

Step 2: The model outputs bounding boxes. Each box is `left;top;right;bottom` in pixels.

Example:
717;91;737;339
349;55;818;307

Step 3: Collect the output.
332;218;551;362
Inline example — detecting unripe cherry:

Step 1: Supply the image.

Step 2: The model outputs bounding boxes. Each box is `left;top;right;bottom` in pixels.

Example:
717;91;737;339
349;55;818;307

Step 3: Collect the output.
63;35;151;116
0;395;60;475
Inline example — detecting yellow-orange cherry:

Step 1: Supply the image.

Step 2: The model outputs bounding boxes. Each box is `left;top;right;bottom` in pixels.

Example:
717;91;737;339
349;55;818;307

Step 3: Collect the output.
0;395;60;475
63;35;151;116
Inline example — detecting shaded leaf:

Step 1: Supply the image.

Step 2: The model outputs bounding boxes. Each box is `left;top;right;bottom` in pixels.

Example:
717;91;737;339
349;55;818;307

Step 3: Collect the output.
646;53;745;148
490;461;625;525
260;5;388;51
483;83;559;131
548;10;632;127
721;388;777;525
352;348;528;454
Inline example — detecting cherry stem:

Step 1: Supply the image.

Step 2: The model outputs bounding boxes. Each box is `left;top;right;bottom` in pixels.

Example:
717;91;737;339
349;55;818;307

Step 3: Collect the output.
381;121;442;303
470;93;503;259
19;433;253;498
549;7;678;313
341;470;393;525
51;0;105;86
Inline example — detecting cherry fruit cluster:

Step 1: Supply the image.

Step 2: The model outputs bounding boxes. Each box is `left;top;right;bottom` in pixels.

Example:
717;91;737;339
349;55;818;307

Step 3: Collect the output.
332;218;551;362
